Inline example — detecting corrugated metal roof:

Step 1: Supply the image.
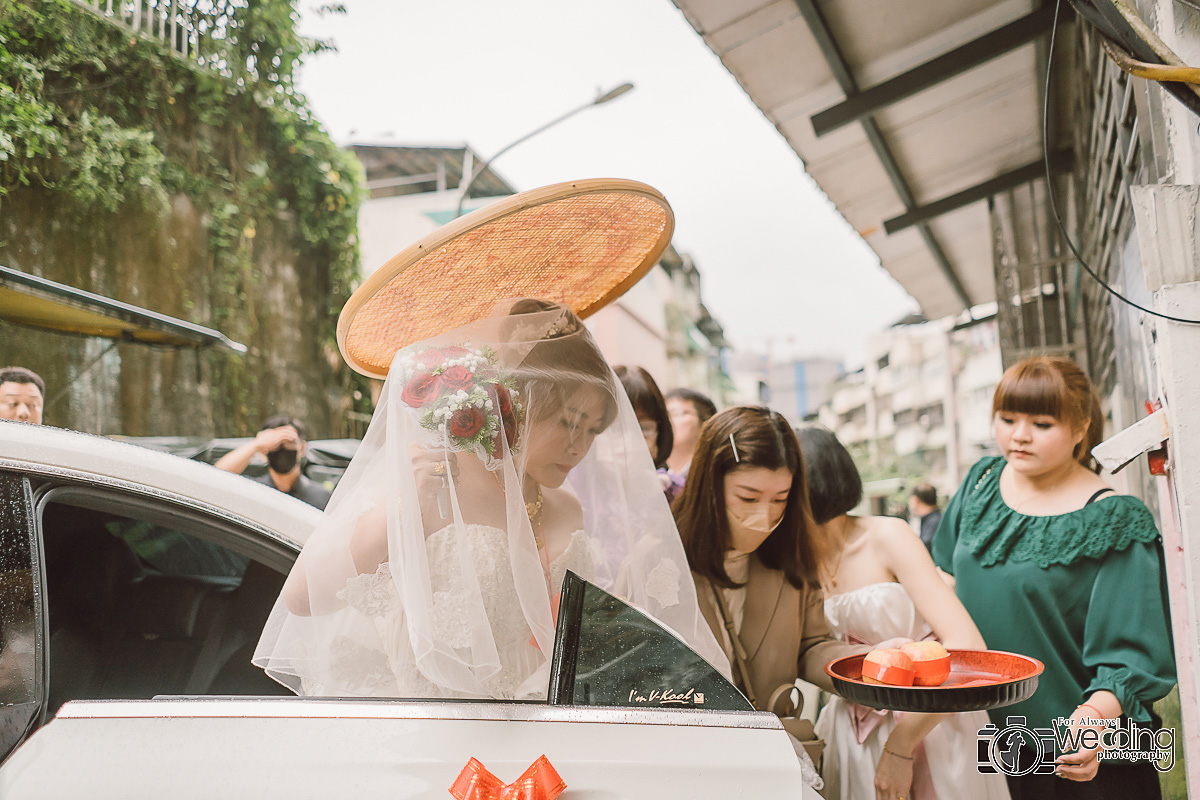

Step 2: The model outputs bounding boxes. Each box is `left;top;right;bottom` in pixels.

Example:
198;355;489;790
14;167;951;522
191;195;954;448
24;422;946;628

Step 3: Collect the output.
349;143;517;200
670;0;1063;319
0;266;246;353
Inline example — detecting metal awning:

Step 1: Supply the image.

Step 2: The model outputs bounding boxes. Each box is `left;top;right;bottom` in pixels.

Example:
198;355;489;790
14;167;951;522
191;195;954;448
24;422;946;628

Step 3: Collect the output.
0;265;247;353
669;0;1064;319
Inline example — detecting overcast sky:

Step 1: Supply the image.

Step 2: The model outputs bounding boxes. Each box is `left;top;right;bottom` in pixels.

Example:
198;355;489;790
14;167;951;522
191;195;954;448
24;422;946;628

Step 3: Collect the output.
296;0;916;366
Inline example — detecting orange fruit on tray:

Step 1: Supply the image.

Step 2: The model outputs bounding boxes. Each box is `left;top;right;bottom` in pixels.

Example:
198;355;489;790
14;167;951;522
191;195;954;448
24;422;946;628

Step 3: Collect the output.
901;641;952;687
861;649;915;686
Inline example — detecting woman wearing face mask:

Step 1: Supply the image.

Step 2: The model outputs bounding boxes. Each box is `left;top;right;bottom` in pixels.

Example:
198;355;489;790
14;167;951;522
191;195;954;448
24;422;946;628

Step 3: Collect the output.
797;425;1007;800
933;357;1175;798
674;406;871;791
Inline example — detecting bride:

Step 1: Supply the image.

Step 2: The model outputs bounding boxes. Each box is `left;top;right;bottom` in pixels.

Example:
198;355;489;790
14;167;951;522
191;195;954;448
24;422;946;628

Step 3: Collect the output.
253;298;728;699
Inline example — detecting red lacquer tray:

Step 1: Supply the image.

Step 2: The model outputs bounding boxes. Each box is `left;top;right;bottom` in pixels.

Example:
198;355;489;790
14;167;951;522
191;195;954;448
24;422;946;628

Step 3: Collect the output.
825;649;1044;713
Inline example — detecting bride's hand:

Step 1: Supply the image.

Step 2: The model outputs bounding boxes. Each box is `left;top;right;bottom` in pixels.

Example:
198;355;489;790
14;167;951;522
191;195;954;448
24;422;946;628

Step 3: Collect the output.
411;445;458;498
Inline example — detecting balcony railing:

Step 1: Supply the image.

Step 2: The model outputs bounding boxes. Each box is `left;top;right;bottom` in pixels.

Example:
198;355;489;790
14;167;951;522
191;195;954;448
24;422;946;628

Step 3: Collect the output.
69;0;243;77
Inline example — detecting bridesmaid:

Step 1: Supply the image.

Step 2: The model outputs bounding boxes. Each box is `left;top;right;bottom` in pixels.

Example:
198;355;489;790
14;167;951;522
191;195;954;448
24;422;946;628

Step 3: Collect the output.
798;424;1009;800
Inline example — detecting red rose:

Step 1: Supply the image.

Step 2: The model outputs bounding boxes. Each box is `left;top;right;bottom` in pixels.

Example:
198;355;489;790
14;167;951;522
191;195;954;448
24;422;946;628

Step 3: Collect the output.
401;372;441;407
441;346;469;358
440;365;475;391
413;349;443;368
505;415;518;445
449;407;486;438
490;418;519;457
494;385;514;418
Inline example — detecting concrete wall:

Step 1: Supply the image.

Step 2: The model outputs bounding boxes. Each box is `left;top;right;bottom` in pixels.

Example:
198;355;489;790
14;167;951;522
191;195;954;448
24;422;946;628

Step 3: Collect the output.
0;189;345;437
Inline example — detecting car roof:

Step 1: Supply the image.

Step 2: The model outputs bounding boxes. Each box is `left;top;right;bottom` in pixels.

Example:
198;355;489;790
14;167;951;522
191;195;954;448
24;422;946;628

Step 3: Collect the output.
0;421;321;549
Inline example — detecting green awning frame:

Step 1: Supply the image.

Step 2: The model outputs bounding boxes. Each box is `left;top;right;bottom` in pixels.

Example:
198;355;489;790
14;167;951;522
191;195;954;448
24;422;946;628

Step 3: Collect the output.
0;265;247;353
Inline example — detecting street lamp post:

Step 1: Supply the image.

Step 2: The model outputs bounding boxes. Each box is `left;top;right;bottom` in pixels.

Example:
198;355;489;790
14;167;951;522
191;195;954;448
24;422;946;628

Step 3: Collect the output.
454;82;634;217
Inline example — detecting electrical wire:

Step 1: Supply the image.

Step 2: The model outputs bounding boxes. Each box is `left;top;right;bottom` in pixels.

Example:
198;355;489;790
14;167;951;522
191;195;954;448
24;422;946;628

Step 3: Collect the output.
1044;0;1200;325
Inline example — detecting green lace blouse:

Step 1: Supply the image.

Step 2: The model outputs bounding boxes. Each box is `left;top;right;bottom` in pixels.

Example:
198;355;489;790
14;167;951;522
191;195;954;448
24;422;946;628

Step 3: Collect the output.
932;456;1176;732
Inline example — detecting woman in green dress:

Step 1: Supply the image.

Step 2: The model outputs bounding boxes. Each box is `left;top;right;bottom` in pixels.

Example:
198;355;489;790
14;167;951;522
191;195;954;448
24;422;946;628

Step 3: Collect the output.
933;356;1175;799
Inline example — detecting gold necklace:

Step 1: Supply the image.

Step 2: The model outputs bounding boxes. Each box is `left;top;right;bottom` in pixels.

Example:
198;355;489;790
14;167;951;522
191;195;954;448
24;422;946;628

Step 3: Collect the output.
492;470;545;547
525;486;544;523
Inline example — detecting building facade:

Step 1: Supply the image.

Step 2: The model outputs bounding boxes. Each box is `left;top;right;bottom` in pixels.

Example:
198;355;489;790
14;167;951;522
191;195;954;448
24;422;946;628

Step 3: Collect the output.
818;314;1003;498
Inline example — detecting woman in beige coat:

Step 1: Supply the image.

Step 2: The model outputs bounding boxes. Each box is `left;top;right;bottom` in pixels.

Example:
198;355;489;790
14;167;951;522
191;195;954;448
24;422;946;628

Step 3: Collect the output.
673;407;870;788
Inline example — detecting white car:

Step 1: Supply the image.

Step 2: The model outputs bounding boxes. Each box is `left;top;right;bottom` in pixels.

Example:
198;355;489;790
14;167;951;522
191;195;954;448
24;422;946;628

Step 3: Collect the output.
0;422;812;798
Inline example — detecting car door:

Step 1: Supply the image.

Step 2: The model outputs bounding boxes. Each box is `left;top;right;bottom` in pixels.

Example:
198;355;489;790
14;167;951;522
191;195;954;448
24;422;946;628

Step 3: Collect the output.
0;464;302;761
0;472;42;764
31;479;297;715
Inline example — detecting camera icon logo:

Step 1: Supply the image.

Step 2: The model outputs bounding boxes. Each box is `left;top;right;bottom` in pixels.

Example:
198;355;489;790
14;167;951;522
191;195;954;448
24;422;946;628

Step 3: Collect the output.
977;716;1057;776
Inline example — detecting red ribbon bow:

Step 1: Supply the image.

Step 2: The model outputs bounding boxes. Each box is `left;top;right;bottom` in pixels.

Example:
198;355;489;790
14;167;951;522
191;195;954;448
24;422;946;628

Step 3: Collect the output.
449;755;566;800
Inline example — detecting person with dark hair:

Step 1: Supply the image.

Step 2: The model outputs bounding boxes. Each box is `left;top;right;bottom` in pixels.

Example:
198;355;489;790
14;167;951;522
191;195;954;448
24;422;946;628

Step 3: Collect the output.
665;387;717;476
258;299;727;699
796;425;1005;800
614;365;681;501
908;483;941;553
0;367;45;425
933;357;1175;796
214;415;332;510
673;407;870;791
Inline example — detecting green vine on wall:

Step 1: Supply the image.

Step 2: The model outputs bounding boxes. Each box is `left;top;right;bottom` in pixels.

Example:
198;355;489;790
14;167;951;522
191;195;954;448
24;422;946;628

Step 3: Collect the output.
0;0;364;431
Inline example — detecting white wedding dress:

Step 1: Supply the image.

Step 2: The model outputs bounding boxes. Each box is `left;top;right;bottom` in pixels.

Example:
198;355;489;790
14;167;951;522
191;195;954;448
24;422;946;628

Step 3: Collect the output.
325;524;602;700
815;583;1010;800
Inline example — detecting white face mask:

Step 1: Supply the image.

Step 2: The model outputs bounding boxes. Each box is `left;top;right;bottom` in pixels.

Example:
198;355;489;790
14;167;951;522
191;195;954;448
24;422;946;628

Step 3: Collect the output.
727;502;785;535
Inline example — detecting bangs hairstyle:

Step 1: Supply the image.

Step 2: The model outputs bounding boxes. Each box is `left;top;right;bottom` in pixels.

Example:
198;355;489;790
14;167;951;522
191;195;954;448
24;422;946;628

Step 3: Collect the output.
992;356;1103;466
673;406;822;589
795;424;863;525
615;365;673;468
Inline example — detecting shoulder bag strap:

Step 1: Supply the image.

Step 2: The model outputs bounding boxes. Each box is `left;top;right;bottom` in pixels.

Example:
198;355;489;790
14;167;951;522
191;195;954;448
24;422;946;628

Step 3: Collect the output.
708;582;758;709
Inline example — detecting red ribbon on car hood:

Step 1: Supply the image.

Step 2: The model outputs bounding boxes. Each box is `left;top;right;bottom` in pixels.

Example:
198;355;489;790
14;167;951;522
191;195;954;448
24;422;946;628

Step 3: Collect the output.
449;755;566;800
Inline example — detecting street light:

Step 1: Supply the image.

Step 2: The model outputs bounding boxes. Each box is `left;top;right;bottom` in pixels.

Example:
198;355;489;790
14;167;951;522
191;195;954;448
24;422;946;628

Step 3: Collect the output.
454;82;635;217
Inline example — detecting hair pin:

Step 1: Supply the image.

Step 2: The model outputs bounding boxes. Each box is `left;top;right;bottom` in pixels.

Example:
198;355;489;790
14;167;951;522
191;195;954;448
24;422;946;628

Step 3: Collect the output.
730;432;740;463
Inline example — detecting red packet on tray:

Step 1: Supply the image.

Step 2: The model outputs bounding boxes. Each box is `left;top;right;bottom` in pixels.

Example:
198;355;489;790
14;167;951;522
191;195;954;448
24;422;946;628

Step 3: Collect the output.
825;649;1044;713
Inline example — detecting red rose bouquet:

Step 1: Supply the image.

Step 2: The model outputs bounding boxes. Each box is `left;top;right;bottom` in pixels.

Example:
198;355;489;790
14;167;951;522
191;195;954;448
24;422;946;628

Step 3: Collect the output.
394;344;524;463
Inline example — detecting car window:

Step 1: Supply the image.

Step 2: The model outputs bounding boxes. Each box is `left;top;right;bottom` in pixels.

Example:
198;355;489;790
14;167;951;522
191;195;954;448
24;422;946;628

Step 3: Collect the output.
0;473;40;760
40;495;289;711
106;520;249;581
549;572;752;712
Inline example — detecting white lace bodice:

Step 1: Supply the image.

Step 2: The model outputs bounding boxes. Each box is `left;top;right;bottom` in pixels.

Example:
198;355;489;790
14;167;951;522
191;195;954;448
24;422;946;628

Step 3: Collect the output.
334;524;601;699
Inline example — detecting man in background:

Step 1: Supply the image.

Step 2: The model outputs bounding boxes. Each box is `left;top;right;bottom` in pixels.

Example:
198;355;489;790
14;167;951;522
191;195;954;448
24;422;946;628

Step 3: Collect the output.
909;483;942;552
215;415;331;510
0;367;45;425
